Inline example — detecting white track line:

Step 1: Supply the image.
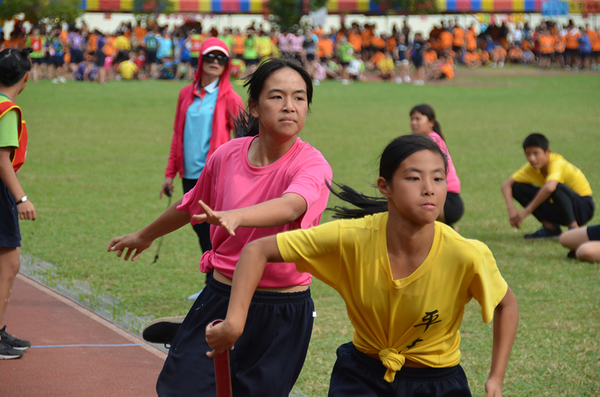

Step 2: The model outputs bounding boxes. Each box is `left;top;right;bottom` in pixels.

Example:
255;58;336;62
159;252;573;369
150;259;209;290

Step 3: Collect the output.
17;273;167;360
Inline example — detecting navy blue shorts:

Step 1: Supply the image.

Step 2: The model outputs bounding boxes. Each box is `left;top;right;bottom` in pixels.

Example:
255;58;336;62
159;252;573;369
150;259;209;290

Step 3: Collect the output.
587;224;600;241
0;179;20;248
146;50;158;64
52;55;65;67
156;274;314;397
329;342;471;397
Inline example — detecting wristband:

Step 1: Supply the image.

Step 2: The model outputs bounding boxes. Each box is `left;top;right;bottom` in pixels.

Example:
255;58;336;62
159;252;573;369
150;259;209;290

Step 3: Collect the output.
16;196;28;205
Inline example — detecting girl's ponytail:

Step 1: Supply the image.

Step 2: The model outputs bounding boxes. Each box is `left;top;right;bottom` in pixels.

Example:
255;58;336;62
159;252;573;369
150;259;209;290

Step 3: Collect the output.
328;134;448;219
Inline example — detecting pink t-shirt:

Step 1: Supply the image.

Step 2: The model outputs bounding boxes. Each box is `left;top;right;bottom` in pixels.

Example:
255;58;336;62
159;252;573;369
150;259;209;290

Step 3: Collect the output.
429;132;461;193
178;136;333;288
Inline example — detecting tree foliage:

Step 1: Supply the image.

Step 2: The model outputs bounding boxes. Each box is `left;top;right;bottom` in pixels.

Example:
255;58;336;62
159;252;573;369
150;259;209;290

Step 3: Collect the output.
267;0;328;30
0;0;83;26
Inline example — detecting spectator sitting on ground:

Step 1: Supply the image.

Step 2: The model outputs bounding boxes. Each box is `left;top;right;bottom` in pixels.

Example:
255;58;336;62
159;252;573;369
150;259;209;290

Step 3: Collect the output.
427;55;454;80
507;44;524;64
372;50;395;81
117;52;138;80
560;224;600;262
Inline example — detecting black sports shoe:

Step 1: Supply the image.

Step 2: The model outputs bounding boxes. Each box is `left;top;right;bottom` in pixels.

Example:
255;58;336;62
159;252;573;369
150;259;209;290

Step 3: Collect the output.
524;226;561;239
0;340;24;359
142;316;185;347
0;326;31;350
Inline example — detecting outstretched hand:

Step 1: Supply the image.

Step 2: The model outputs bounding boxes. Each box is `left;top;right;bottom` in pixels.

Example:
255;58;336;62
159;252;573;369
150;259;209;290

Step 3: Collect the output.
107;232;152;262
205;319;242;358
192;201;240;237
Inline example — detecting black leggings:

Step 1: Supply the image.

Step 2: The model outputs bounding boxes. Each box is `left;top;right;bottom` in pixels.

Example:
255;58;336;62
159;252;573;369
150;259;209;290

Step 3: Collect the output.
512;182;595;226
182;178;212;252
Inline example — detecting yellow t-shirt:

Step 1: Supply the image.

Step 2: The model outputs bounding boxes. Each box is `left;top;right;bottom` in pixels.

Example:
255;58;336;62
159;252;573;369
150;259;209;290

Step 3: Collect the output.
512;153;592;197
378;57;395;74
118;61;138;80
113;35;131;51
277;213;508;382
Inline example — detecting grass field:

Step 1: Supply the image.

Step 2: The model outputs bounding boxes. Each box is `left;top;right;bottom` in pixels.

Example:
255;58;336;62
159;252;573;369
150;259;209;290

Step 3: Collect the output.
15;65;600;396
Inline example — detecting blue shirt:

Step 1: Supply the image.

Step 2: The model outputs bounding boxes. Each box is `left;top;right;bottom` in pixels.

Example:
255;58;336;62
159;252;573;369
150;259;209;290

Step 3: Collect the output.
157;36;173;59
183;78;219;179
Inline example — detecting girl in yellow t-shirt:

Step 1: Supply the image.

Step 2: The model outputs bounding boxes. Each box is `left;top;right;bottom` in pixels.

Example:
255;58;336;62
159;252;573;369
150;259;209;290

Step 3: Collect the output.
206;134;519;397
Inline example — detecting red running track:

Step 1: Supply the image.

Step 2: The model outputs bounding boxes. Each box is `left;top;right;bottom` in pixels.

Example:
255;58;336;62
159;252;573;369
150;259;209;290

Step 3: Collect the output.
2;274;167;396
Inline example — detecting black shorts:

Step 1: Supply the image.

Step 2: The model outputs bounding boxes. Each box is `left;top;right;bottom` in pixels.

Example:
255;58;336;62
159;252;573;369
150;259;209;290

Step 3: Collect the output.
593;51;600;58
329;342;471;397
70;49;84;64
340;61;350;67
31;57;44;65
587;224;600;241
0;179;21;248
541;53;553;58
52;55;65;67
95;52;106;67
190;56;198;68
581;52;591;59
146;50;158;64
156;274;314;397
565;48;580;57
413;56;423;68
452;45;463;53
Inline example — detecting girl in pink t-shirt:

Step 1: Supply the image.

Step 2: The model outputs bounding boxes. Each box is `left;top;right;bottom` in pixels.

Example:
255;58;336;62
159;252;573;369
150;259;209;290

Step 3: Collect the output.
410;104;464;227
108;57;332;396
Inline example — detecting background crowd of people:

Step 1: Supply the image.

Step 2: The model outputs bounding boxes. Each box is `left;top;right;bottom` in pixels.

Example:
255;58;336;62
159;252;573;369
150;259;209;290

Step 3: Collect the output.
1;16;599;85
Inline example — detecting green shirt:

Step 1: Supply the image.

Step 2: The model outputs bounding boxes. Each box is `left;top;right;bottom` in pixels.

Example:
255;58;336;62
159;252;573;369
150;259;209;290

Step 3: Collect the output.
339;42;354;63
0;94;19;149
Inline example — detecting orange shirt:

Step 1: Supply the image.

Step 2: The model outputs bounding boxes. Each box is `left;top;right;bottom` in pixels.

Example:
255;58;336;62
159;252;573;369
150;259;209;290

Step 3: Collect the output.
387;37;396;53
348;31;363;52
318;38;334;58
441;63;454;79
453;27;465;47
371;36;385;50
439;31;453;49
464;51;479;65
481;50;489;62
103;36;115;57
508;47;523;59
371;51;385;65
424;50;437;63
361;29;373;47
554;34;566;52
539;35;555;54
87;33;98;53
466;30;477;51
133;27;147;44
588;30;600;51
233;35;244;55
522;39;532;51
565;29;580;49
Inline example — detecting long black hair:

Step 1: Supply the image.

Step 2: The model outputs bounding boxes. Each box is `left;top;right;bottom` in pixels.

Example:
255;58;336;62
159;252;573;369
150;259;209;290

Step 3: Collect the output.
234;56;313;138
0;48;32;87
409;103;445;142
329;134;448;219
